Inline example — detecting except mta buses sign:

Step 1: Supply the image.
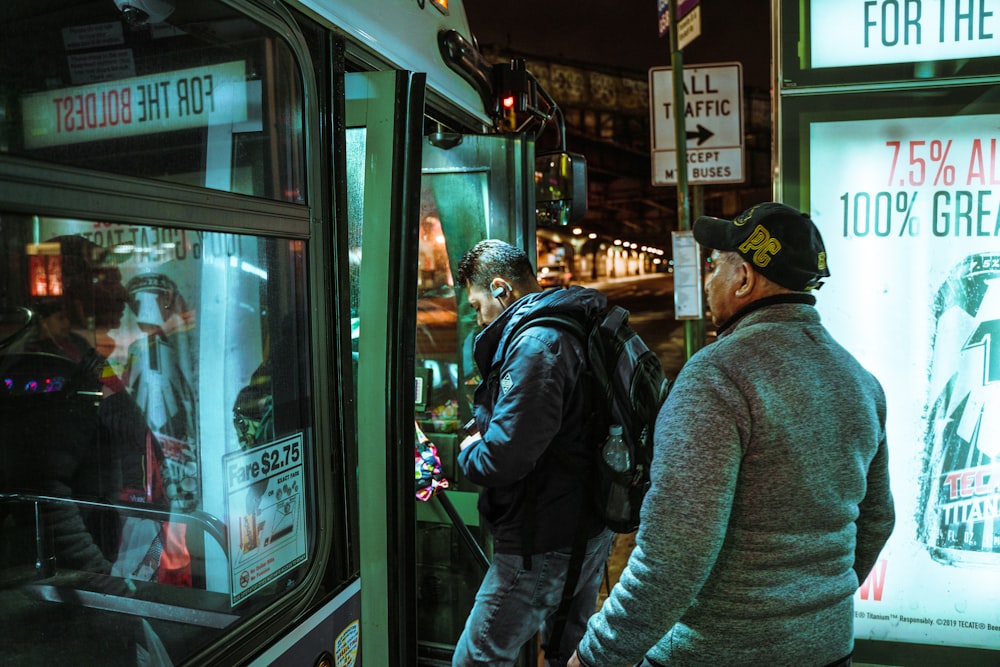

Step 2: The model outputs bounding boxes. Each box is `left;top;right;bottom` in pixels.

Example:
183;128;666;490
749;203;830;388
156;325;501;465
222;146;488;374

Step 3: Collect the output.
811;0;1000;68
648;62;745;186
20;61;248;149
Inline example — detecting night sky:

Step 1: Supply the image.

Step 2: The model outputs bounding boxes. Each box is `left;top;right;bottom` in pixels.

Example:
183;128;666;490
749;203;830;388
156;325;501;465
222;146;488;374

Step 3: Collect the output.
464;0;773;90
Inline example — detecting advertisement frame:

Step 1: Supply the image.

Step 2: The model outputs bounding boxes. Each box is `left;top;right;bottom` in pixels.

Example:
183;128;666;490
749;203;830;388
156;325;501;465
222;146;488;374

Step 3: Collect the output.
779;0;1000;90
778;81;1000;666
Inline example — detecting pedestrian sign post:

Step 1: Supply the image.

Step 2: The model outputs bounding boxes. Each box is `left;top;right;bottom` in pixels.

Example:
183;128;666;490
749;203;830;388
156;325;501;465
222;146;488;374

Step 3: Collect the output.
648;62;744;186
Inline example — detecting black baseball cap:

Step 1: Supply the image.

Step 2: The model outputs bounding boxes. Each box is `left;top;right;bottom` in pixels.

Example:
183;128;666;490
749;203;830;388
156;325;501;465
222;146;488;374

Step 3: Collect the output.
693;202;830;291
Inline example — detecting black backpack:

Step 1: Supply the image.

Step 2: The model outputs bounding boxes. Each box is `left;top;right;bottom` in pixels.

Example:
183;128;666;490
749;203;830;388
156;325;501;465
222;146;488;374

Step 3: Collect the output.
505;303;670;661
506;304;671;533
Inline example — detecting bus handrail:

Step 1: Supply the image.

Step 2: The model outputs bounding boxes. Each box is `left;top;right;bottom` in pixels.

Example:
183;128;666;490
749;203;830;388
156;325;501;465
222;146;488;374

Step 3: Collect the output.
435;492;489;572
0;492;228;558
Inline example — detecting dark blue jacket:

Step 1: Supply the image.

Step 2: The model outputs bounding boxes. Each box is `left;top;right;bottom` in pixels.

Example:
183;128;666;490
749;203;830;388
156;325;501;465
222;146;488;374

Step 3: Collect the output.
458;285;607;555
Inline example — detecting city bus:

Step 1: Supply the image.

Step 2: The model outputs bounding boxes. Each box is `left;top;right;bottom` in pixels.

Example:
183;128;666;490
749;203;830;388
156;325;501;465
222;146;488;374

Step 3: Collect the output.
0;1;578;664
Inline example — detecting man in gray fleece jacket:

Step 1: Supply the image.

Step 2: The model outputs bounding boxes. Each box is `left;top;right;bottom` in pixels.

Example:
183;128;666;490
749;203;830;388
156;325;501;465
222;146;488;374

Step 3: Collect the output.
569;202;895;666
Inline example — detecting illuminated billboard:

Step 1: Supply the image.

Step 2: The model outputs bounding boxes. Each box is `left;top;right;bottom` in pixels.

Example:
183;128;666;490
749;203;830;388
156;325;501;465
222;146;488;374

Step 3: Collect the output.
808;112;1000;650
810;0;1000;68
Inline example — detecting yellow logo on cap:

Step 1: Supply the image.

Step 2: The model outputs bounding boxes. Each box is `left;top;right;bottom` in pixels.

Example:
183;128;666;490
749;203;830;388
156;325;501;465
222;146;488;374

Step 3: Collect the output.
739;224;781;268
733;205;760;226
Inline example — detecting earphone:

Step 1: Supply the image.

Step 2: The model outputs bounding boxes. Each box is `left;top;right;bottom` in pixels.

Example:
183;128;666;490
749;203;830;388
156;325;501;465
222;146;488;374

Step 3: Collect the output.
491;279;512;302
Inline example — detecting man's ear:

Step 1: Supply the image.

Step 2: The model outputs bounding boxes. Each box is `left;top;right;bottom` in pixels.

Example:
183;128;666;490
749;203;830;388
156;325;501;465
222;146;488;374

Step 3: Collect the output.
734;263;754;297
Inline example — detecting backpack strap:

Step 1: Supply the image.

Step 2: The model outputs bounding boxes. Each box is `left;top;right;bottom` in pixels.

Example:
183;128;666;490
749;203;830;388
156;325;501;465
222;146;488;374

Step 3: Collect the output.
542;332;600;662
500;313;589;361
521;479;535;571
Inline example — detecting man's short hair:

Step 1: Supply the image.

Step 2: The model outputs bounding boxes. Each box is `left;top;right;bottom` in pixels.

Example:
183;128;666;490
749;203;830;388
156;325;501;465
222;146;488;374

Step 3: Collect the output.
455;240;534;290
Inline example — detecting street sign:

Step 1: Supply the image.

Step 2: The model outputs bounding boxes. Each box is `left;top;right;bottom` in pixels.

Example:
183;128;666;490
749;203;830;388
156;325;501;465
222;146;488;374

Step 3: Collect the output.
671;230;703;319
677;5;701;50
657;0;700;38
648;62;744;186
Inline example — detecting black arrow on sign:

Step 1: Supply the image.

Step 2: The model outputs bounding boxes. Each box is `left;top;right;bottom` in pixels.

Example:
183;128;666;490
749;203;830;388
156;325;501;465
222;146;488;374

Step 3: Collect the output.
686;124;714;146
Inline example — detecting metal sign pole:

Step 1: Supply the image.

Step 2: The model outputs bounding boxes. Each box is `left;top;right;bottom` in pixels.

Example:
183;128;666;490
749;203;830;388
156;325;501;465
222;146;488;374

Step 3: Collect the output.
668;3;703;359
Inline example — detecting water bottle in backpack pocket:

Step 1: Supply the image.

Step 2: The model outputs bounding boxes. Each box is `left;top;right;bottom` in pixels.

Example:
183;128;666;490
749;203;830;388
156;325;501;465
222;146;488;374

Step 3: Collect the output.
600;424;633;527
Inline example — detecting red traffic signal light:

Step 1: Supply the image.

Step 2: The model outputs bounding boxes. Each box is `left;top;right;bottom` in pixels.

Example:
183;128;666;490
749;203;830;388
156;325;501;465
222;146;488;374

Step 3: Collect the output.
492;60;533;117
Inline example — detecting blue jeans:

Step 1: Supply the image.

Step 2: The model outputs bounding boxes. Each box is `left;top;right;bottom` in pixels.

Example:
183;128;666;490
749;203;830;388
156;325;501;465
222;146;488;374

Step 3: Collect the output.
452;529;615;667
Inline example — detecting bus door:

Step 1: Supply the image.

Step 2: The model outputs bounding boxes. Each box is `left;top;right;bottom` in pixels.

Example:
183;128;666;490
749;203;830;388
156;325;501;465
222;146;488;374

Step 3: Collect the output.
344;68;536;664
344;69;426;666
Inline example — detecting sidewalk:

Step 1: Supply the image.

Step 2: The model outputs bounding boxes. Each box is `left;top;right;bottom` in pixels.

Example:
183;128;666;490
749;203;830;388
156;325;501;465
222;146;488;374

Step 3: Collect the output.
652;319;691;379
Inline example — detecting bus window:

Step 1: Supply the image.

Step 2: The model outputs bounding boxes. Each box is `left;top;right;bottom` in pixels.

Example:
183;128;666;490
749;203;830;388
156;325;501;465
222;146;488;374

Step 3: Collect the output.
0;0;304;203
0;214;312;663
415;173;486;436
0;3;317;662
346;127;366;371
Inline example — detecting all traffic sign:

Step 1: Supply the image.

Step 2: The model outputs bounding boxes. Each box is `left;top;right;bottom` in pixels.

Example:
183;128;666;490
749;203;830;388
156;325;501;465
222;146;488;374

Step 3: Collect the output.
648;62;745;186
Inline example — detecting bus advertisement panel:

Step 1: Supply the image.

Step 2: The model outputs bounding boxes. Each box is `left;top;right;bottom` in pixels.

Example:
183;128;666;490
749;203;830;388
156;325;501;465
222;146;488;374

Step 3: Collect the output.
808;112;1000;650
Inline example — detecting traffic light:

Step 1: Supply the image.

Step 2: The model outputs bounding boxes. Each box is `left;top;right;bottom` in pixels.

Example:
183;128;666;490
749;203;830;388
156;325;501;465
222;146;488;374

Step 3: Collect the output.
491;60;534;118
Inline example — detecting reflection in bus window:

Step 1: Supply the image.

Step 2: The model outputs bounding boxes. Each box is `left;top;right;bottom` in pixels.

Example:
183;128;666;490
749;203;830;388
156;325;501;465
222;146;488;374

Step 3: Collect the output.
346;128;366;372
0;215;311;663
0;0;304;203
414;172;489;448
415;195;462;437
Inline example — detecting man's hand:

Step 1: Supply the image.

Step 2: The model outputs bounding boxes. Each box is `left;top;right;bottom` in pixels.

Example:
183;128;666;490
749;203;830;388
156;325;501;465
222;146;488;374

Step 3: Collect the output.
567;650;582;667
459;433;482;451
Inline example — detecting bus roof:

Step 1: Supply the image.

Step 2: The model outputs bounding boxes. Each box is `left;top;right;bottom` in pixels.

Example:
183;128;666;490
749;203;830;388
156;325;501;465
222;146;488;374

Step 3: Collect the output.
297;0;491;126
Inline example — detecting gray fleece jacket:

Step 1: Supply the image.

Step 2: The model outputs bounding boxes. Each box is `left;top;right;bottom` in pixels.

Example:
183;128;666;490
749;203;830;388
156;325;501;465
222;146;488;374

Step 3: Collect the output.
576;295;895;666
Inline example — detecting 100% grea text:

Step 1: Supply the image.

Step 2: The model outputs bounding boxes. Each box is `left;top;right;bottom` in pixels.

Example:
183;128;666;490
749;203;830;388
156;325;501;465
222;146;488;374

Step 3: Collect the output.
840;190;1000;238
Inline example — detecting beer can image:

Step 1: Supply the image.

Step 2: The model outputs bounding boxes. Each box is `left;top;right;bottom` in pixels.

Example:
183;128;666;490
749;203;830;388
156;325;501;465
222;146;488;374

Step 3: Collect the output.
917;252;1000;566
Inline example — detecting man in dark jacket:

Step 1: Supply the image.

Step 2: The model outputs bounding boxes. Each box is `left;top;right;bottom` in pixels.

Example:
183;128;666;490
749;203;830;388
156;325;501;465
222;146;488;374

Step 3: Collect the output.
453;240;615;667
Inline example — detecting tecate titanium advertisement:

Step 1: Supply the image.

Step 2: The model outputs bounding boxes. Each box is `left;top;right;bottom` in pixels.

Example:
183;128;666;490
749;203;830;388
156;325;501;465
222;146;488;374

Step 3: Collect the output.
810;115;1000;649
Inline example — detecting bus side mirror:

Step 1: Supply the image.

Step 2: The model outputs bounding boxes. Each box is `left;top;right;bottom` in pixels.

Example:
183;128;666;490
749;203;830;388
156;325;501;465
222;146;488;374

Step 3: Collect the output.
535;151;587;226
